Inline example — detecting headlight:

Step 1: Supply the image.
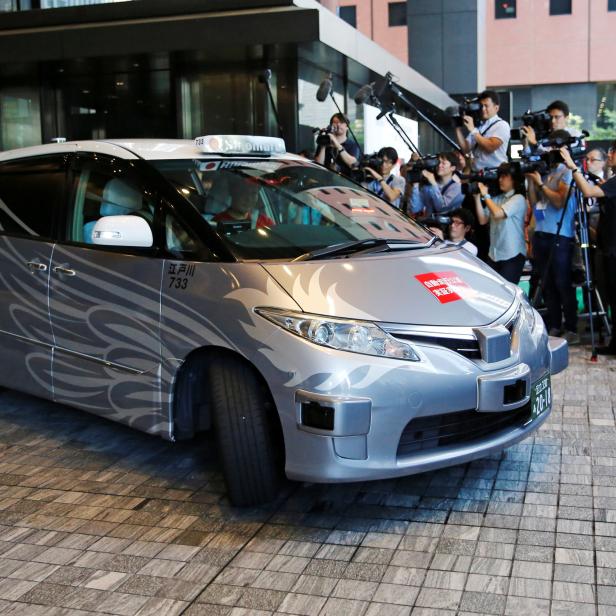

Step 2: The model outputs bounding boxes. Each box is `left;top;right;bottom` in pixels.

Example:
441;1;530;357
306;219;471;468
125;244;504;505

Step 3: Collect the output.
256;308;420;361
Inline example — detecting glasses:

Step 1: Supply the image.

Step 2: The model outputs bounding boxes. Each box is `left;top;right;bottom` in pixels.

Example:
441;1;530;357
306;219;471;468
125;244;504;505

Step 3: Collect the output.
450;219;465;226
586;157;604;163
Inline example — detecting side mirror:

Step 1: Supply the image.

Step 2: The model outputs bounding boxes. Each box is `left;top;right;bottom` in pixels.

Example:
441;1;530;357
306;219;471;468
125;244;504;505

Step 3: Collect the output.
91;215;153;248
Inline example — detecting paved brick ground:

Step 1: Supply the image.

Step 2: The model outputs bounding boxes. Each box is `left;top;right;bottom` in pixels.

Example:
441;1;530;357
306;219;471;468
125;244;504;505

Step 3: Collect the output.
0;346;614;616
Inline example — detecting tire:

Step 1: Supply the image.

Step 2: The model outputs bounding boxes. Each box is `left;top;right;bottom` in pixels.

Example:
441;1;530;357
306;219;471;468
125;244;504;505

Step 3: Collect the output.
208;356;282;506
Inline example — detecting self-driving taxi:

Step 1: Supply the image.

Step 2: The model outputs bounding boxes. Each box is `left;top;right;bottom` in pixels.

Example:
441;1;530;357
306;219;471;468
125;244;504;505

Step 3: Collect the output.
0;135;568;505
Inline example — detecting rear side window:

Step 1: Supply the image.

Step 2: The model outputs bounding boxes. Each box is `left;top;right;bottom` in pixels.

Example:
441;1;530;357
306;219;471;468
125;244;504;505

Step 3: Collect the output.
68;159;155;245
0;156;65;239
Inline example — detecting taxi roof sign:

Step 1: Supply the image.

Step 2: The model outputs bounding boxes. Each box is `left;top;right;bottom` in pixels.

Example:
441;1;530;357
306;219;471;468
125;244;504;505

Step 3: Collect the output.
195;135;286;155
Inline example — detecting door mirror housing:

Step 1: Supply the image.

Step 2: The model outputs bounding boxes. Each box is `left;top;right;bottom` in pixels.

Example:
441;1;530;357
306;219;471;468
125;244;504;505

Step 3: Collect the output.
91;215;153;248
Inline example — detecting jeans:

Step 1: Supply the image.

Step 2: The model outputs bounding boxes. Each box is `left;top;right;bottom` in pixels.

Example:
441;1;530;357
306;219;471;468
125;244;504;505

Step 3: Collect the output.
487;253;525;285
532;232;577;333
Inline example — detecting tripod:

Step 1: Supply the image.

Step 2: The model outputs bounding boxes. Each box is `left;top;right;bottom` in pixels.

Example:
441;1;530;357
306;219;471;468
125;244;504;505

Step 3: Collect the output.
532;178;611;360
572;185;612;359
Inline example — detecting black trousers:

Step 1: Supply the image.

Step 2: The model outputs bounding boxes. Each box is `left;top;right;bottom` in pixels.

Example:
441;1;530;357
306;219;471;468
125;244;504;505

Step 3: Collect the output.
487;253;526;285
605;253;616;346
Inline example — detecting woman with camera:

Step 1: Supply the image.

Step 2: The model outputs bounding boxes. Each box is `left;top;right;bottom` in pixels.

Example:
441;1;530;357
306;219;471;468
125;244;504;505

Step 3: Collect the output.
473;163;527;285
409;152;463;217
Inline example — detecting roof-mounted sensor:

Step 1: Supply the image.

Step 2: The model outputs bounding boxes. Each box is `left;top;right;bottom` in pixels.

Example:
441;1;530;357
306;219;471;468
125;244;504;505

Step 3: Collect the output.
195;135;286;156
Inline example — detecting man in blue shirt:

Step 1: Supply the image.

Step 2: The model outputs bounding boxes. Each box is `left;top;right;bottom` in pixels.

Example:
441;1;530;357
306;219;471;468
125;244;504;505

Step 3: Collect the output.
363;147;406;208
526;130;578;343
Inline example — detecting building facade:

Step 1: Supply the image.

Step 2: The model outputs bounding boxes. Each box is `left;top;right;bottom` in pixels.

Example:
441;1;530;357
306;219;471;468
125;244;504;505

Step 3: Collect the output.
322;0;616;138
0;0;456;155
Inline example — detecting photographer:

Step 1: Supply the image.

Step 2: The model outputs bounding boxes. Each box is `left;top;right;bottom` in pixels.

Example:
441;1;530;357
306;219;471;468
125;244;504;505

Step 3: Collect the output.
447;208;478;256
560;142;616;355
455;90;510;171
525;129;578;343
409;152;463;216
363;147;406;208
473;163;527;284
315;113;360;177
521;100;582;154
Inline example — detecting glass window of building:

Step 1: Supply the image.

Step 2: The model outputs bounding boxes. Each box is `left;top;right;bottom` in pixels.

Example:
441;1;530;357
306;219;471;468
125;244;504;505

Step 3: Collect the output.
388;2;407;27
338;5;356;28
609;0;616;11
495;1;516;19
549;0;572;15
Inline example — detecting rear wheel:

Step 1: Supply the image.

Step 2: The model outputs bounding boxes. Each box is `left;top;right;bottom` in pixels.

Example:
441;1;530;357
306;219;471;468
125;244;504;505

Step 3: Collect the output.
208;356;282;506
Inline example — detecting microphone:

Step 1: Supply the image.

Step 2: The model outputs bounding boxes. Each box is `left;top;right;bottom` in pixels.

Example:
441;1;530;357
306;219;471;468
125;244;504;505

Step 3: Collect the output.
258;69;272;84
354;82;374;105
316;76;332;102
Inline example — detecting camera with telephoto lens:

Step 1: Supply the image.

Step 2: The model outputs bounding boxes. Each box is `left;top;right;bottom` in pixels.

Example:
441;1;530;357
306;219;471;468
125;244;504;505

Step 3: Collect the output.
510;155;550;176
449;97;483;128
405;155;440;184
512;133;586;175
460;167;499;196
316;125;333;147
510;109;552;141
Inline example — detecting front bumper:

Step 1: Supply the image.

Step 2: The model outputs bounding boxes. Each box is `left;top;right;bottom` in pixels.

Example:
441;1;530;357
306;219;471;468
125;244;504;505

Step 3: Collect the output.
257;307;561;485
548;336;568;375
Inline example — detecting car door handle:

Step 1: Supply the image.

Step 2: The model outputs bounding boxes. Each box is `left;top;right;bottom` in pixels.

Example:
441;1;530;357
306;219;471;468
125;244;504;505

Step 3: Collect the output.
26;261;48;273
53;266;76;277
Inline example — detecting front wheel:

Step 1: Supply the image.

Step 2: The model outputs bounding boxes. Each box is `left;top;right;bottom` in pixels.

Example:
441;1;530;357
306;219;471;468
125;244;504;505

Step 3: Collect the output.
208;357;283;506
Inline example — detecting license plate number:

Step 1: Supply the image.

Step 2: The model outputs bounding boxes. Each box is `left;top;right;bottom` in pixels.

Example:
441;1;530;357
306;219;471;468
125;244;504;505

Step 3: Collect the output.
531;373;551;419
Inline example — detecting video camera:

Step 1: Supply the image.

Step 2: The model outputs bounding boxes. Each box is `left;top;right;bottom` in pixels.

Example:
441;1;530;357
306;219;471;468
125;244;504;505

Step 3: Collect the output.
510;109;552;141
460;167;500;196
404;155;440;184
314;125;333;147
357;153;384;182
448;98;482;128
512;133;587;175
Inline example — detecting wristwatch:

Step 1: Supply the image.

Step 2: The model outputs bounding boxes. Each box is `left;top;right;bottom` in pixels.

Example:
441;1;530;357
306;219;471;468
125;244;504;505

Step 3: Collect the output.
481;193;491;201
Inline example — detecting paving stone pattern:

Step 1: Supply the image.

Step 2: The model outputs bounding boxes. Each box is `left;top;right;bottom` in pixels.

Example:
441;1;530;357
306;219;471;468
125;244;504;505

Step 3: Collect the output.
0;346;614;615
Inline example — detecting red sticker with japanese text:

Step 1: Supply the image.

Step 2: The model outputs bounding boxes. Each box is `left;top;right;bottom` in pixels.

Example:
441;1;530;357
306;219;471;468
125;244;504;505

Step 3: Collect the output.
415;271;472;304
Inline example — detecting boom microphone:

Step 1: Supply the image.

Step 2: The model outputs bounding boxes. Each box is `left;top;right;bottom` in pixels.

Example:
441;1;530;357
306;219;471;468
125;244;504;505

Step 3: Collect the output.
258;68;272;84
316;76;332;102
354;82;375;105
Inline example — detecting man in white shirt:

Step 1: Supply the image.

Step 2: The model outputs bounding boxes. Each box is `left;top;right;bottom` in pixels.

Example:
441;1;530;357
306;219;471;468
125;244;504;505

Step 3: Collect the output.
455;90;510;171
448;208;478;256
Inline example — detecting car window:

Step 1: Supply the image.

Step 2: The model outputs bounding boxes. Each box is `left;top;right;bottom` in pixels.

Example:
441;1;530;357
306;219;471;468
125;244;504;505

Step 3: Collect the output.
151;158;433;260
68;161;155;245
165;211;198;254
0;156;65;239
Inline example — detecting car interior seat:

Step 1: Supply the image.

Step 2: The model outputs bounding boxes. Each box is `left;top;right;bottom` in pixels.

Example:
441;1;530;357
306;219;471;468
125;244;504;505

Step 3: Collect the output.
83;178;144;244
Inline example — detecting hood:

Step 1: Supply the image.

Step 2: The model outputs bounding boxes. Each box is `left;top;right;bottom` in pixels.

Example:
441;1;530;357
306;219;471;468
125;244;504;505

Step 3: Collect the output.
262;247;516;326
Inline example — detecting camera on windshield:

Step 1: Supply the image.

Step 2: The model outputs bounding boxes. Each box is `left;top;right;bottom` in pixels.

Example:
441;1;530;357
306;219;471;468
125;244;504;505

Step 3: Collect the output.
449;97;482;128
404;155;440;184
460;167;499;196
510;109;552;141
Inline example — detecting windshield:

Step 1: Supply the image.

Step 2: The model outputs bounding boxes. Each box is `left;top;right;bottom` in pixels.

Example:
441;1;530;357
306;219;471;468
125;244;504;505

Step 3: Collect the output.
151;158;433;260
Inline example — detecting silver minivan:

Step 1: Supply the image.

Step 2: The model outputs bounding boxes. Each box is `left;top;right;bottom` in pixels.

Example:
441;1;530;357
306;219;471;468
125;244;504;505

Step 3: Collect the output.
0;135;567;505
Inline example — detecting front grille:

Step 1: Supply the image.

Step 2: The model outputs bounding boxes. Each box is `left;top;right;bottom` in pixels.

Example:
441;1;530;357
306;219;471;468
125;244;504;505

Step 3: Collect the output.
397;402;532;458
392;333;481;359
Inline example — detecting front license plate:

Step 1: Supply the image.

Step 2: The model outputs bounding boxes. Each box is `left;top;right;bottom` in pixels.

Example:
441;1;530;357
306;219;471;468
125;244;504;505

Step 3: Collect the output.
531;373;551;420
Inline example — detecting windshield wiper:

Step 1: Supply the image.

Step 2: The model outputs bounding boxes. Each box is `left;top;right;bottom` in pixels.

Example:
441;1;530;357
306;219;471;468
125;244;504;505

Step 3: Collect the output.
293;237;435;261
